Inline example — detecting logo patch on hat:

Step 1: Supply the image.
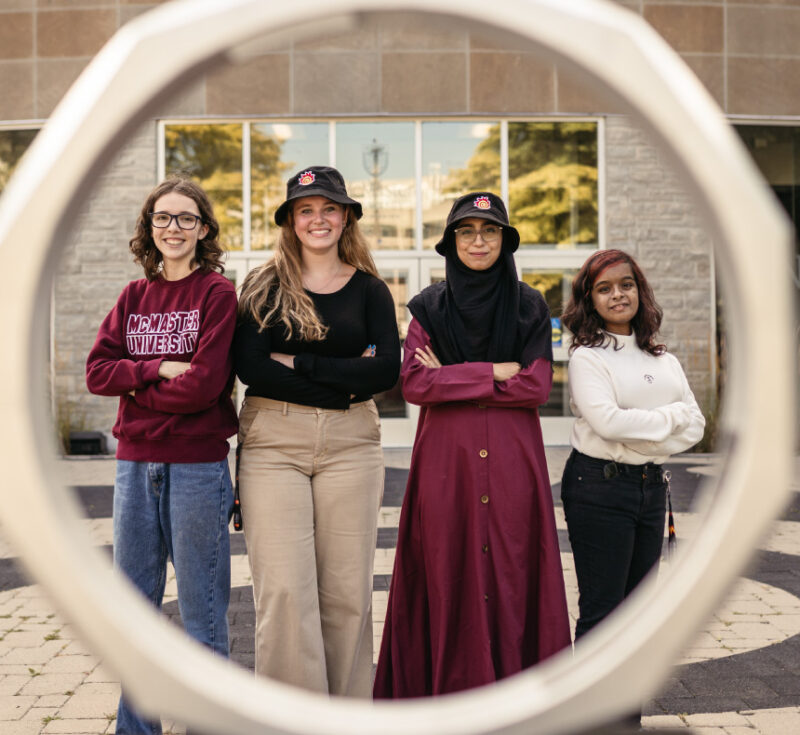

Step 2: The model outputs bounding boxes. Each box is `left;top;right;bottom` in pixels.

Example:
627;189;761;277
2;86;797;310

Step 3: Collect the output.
298;171;315;186
474;196;491;210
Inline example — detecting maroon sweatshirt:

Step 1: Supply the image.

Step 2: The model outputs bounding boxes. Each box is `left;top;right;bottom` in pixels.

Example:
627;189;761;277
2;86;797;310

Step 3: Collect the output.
86;268;238;463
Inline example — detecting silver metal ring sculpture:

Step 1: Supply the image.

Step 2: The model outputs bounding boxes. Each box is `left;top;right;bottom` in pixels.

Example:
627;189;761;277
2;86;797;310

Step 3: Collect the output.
0;1;793;733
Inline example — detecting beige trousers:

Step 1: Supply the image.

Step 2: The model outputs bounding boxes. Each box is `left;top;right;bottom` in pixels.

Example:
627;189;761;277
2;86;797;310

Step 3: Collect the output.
237;397;383;697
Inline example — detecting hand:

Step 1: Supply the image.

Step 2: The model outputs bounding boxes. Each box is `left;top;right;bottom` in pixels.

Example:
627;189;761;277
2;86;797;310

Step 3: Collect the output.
361;344;376;358
158;361;191;380
414;345;441;369
271;352;295;370
493;362;521;381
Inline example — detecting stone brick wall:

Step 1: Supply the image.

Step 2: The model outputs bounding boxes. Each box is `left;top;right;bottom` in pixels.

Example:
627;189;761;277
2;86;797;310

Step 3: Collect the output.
2;1;799;120
604;117;715;409
52;122;159;439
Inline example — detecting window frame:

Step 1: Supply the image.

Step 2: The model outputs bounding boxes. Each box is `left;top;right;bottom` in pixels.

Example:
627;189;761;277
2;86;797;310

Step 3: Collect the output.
157;116;606;255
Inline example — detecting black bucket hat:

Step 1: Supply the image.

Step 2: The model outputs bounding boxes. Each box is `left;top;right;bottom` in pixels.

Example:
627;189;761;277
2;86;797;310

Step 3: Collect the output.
274;166;363;226
434;192;520;255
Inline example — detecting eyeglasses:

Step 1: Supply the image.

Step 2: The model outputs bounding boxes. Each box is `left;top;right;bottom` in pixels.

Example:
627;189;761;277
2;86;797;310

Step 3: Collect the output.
150;212;203;230
454;225;502;244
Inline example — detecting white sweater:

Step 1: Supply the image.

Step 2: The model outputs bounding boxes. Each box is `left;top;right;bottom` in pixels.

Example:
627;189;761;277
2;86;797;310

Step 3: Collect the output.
568;332;705;464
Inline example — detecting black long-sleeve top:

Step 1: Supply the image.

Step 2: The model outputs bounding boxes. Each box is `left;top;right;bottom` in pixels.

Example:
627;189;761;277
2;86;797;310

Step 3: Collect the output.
234;269;401;409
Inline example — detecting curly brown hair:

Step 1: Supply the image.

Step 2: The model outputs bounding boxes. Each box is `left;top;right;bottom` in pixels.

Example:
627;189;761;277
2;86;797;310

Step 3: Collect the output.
238;205;378;341
129;178;225;281
562;249;666;355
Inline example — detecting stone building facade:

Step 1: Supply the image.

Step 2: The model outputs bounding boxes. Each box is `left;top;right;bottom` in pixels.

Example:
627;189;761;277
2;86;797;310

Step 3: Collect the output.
1;0;797;447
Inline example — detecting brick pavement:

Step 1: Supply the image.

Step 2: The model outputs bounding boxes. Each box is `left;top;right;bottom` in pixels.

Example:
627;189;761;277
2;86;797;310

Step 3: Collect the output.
0;449;798;734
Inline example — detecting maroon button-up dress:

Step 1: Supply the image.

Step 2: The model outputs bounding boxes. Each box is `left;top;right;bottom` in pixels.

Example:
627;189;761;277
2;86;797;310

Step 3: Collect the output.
373;319;572;698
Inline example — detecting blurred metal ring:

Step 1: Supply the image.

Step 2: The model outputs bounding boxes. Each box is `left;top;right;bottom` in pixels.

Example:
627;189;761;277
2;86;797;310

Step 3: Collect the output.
0;1;793;733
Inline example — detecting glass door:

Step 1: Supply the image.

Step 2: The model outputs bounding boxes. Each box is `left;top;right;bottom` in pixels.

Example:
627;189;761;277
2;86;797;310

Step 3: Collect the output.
373;256;420;446
516;253;583;445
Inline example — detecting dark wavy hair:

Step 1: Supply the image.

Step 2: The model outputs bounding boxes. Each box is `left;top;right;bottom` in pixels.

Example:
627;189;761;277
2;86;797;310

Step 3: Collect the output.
129;178;225;281
562;249;665;355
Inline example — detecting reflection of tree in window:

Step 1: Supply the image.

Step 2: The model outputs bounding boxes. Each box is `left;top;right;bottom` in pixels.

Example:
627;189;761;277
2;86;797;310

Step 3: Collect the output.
509;122;597;247
523;272;565;316
0;129;38;195
249;126;294;250
165;124;285;251
446;122;597;248
443;129;501;196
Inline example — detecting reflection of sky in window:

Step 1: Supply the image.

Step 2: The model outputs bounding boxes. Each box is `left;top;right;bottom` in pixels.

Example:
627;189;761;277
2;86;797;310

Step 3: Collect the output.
422;122;496;177
335;123;415;182
254;123;329;175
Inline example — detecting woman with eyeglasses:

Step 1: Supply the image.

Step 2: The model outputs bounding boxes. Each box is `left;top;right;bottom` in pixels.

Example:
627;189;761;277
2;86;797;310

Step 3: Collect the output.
86;178;237;734
373;192;571;698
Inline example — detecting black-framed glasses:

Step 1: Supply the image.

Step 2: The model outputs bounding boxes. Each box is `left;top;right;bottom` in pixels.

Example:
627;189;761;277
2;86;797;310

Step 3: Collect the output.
150;212;203;230
454;224;503;244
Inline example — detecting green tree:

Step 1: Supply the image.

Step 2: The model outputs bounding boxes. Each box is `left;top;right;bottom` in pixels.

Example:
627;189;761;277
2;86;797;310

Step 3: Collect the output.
0;129;38;195
165;124;286;250
446;122;598;247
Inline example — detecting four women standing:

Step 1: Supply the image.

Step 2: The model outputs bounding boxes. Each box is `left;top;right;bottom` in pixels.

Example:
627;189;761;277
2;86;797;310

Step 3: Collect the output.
88;170;704;706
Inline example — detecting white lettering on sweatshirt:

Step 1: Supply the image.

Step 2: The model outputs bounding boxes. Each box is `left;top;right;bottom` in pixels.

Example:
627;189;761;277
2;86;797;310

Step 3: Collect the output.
125;310;199;355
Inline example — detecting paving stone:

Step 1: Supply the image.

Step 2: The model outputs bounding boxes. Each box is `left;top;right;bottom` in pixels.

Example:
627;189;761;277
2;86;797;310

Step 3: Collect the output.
44;718;113;733
655;677;694;699
0;693;36;719
1;631;52;648
22;705;59;720
684;711;750;727
653;696;749;716
37;693;69;707
641;714;686;729
19;672;85;696
57;683;119;719
744;707;800;734
83;663;115;683
42;655;99;674
0;675;28;695
59;641;92;656
685;677;779;701
3;640;69;665
0;664;37;676
0;721;42;734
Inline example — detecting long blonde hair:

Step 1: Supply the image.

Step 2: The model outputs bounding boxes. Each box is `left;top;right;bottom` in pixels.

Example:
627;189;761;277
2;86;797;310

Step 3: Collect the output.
238;207;379;341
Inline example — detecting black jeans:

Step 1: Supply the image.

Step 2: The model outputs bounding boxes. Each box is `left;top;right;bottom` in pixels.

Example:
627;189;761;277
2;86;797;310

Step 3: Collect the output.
561;450;667;641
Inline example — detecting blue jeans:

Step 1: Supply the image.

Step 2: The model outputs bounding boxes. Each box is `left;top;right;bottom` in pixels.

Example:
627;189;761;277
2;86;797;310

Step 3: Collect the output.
561;450;667;642
113;459;233;735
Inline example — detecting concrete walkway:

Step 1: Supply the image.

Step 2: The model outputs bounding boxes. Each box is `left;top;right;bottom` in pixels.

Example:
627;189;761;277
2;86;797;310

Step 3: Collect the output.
0;449;798;734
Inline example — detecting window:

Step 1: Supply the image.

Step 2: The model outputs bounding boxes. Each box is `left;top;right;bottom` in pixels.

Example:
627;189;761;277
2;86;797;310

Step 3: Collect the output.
336;122;416;250
421;121;499;249
0;128;38;196
509;122;598;248
161;118;599;430
165;124;244;249
161;119;600;253
521;269;577;418
251;123;329;250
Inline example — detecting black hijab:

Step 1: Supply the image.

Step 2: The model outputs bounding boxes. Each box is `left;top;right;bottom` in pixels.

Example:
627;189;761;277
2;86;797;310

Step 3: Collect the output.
407;192;552;368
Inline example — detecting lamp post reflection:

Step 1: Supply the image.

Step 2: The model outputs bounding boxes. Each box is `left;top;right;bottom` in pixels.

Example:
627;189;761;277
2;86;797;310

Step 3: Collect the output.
363;138;388;245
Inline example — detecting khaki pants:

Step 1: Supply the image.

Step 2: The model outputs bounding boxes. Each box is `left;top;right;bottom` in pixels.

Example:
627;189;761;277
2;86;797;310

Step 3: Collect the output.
237;397;383;697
